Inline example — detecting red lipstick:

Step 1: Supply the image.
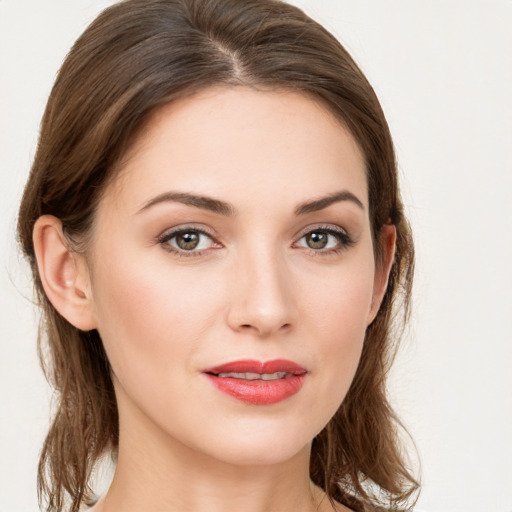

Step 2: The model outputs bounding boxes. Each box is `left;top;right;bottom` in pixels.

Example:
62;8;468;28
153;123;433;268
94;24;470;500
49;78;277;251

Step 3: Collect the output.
203;359;307;405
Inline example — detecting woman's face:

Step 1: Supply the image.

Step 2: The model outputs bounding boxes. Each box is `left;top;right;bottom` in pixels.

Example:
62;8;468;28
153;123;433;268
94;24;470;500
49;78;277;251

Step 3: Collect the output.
84;86;392;466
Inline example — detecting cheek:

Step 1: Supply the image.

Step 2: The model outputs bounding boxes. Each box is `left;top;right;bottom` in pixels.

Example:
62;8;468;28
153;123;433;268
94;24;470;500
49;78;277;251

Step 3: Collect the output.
296;257;375;429
87;231;377;459
302;254;375;343
89;250;223;383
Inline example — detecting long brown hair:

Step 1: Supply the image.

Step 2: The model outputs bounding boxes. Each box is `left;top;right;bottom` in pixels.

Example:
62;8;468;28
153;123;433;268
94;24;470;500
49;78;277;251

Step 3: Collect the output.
17;1;418;510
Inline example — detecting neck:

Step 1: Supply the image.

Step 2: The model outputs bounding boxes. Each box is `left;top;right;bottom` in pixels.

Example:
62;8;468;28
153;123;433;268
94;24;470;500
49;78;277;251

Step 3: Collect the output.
92;392;337;512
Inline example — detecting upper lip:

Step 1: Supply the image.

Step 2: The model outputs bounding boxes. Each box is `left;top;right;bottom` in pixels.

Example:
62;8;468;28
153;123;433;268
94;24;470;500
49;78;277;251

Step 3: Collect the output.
203;359;307;375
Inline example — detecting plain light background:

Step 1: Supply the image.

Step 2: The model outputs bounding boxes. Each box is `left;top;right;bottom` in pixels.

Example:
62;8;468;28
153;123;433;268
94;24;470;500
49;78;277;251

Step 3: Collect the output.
1;1;511;511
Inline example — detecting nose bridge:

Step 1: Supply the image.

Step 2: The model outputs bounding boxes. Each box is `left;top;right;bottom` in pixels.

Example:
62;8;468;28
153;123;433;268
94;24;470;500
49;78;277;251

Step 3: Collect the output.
227;240;296;336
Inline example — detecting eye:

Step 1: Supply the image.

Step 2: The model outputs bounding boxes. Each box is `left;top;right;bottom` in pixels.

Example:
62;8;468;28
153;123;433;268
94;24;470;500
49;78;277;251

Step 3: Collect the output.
295;227;353;252
159;228;218;253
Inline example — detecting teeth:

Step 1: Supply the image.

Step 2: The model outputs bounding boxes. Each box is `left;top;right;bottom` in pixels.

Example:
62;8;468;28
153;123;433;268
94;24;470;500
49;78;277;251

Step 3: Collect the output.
217;371;288;380
261;372;288;380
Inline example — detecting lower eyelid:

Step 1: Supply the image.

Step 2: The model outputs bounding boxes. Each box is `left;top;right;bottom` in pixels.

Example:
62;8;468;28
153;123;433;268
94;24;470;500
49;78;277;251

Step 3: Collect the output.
295;228;354;251
158;227;213;242
157;226;353;255
157;227;222;256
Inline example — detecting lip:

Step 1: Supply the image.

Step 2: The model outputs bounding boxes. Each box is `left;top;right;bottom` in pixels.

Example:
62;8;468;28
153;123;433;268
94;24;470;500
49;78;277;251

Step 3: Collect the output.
203;359;307;405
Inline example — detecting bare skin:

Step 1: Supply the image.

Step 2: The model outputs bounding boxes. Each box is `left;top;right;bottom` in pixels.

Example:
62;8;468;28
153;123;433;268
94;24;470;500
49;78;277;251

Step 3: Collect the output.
35;87;394;512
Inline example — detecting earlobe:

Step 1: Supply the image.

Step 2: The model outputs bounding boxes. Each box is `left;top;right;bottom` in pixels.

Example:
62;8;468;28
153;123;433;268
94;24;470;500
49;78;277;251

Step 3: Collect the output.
32;215;97;331
367;224;397;325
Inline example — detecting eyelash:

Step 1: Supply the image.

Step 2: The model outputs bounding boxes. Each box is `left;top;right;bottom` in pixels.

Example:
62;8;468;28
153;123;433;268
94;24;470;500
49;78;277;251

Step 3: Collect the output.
294;225;355;255
157;225;354;257
157;227;219;257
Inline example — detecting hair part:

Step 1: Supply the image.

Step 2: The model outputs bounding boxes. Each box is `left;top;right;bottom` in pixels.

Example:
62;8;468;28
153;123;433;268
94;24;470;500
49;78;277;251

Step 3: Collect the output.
17;1;418;510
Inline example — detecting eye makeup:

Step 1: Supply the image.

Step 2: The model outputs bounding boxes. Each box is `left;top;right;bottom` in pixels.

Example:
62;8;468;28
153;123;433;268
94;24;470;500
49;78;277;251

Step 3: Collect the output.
157;226;221;257
293;224;355;256
156;222;355;259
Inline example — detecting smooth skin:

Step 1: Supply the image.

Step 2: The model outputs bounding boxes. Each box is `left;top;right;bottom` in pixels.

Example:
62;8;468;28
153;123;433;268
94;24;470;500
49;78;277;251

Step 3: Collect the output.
33;87;396;512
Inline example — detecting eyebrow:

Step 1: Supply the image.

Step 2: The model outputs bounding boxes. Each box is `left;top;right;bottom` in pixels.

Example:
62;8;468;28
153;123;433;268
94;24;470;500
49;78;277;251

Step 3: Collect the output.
294;190;365;215
137;189;364;216
137;191;235;216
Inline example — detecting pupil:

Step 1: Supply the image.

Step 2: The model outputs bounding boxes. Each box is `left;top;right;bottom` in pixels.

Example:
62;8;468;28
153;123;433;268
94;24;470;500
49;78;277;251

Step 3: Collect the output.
177;231;199;250
307;232;328;249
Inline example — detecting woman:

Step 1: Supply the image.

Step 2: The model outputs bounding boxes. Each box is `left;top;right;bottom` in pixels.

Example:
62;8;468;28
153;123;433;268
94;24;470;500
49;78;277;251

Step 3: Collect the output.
17;0;418;511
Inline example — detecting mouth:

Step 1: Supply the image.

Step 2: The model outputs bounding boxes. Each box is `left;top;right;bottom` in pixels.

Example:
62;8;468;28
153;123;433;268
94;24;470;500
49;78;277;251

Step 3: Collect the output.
214;371;291;380
202;359;307;405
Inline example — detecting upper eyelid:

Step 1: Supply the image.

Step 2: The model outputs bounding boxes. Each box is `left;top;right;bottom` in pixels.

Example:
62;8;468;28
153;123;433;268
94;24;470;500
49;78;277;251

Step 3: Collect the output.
156;223;352;248
157;224;348;238
294;223;349;239
157;224;217;241
157;227;221;256
158;222;349;235
293;225;355;250
156;226;218;254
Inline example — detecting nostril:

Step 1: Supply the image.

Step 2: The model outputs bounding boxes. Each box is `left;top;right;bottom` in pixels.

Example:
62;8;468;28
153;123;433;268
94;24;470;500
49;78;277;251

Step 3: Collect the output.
239;322;291;333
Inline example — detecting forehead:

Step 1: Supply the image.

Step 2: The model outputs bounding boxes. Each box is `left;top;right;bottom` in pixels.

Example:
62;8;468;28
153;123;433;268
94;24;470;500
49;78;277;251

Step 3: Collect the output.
105;86;368;214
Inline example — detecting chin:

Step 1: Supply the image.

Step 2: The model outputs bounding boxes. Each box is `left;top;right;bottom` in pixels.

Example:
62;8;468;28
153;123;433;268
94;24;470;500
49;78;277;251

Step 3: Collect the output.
204;436;311;467
176;413;320;467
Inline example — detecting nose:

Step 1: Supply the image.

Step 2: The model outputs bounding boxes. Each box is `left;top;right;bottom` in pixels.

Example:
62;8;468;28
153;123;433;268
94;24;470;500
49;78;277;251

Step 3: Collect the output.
226;249;297;337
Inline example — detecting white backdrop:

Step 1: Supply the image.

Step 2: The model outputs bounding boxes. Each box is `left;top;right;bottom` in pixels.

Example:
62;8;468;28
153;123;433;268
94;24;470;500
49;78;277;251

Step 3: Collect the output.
1;1;511;511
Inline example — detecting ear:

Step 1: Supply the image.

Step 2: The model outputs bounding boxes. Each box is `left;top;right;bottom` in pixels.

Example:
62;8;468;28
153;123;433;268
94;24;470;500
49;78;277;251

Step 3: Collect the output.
367;224;396;325
32;215;97;331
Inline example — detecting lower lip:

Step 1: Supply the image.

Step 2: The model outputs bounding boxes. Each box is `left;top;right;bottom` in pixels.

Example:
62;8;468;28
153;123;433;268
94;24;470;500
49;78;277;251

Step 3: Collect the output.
205;374;306;405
